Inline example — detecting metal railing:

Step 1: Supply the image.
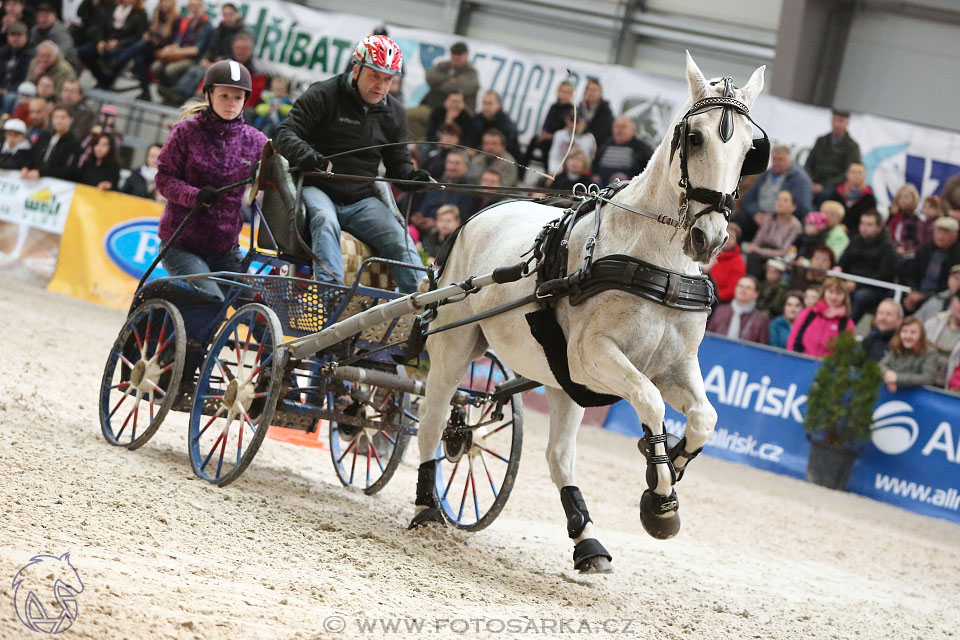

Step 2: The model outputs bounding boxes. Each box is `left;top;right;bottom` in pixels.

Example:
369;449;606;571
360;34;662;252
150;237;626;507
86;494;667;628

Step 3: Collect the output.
85;88;181;166
793;264;911;303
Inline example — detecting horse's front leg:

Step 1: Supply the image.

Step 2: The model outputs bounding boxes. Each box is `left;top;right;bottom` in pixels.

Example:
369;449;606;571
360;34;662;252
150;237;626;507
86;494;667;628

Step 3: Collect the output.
543;387;612;573
569;335;681;540
655;355;717;478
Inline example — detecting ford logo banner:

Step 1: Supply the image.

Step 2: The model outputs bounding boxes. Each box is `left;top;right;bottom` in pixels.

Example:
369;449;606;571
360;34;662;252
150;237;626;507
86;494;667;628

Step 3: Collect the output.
104;219;168;280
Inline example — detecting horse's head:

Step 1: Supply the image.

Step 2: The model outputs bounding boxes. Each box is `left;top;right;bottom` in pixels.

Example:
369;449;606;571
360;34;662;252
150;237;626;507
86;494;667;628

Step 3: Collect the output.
670;53;766;263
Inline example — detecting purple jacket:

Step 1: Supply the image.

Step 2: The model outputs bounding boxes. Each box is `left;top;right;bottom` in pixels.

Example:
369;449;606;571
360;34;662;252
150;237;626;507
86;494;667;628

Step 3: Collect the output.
156;110;267;256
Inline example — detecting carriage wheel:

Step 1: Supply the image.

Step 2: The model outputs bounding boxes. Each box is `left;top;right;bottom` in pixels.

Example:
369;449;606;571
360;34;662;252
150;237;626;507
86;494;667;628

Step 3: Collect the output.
188;303;285;486
328;366;412;495
436;351;523;531
99;299;186;449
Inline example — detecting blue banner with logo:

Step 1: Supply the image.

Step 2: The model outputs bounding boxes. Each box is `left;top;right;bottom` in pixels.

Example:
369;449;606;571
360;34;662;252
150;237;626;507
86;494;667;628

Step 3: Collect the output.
602;335;960;524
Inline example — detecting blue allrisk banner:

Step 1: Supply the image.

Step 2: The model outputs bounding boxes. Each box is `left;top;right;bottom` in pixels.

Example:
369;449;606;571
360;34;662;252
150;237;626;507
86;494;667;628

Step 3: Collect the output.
602;335;960;525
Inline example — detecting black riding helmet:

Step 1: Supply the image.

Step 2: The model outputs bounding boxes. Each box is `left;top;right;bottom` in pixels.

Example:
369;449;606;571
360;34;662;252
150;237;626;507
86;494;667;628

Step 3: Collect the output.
202;59;252;100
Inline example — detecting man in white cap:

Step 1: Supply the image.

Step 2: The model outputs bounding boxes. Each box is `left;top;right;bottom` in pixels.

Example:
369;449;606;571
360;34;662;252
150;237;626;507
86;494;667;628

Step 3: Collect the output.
903;216;960;313
0;117;31;169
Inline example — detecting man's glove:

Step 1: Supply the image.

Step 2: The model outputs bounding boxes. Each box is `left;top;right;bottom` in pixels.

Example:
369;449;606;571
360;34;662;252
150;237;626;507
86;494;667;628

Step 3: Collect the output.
398;169;433;193
298;151;328;173
196;185;219;207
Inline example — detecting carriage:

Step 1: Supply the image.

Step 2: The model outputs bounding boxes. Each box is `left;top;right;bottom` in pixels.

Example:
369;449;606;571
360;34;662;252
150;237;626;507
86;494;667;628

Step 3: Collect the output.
98;143;526;531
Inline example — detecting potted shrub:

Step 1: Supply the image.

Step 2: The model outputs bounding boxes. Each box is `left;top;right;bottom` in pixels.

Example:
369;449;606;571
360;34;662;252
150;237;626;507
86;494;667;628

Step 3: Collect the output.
803;331;883;489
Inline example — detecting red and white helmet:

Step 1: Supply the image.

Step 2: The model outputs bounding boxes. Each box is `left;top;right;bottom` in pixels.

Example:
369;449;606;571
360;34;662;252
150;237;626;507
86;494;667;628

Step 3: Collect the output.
352;35;403;76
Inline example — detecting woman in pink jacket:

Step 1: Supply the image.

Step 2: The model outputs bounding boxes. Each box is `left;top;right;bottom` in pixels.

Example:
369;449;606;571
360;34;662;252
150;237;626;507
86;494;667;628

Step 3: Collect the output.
786;277;855;357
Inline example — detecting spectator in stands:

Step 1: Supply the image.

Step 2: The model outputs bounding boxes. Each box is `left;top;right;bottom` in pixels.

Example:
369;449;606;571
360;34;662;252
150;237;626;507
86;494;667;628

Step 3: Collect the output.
120;142;161;199
924;290;960;384
229;33;264;111
467;127;517;187
35;73;54;102
920;194;941;245
743;190;802;277
786;277;855;357
252;75;292;137
902;216;960;313
794;210;828;260
579;78;614;149
522;80;574;175
58;78;94;138
21;103;76;179
0;116;29;168
803;285;820;308
100;0;178;100
421;203;458;259
426;89;472;143
8;79;33;120
705;222;745;304
169;2;250;106
825;161;876;230
591;116;652;186
30;3;79;71
548;147;590;192
916;264;960;323
1;0;33;36
789;243;835;293
0;21;32;113
413;149;477;232
467;90;520;162
706;275;770;344
880;317;939;392
77;131;119;189
156;60;267;299
474;168;505;211
820;199;850;259
26;96;50;142
407;41;478;140
77;103;121;167
887;184;923;257
152;0;212;99
757;258;788;316
837;209;900;321
862;298;903;361
769;290;804;349
26;40;74;91
76;0;147;89
548;105;596;175
736;145;813;242
805;109;861;202
947;341;960;392
420;122;459;180
71;0;113;51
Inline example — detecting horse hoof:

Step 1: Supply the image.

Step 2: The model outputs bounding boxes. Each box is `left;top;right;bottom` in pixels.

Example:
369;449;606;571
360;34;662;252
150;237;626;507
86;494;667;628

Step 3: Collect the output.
639;489;681;540
573;538;613;573
408;507;445;529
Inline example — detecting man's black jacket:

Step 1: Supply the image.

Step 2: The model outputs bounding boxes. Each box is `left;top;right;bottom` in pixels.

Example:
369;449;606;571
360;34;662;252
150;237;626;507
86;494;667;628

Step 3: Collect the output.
273;71;416;205
28;131;80;180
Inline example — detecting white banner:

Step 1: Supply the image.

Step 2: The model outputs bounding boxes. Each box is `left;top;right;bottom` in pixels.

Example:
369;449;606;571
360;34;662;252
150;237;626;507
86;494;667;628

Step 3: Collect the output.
0;171;76;234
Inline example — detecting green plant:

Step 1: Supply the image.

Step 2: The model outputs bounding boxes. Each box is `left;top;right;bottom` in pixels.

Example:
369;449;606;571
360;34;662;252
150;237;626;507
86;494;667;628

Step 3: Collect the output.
803;331;883;447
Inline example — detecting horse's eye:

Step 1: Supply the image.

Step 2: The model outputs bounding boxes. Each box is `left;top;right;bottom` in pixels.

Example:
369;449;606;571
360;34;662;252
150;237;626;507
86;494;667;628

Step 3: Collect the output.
688;131;704;147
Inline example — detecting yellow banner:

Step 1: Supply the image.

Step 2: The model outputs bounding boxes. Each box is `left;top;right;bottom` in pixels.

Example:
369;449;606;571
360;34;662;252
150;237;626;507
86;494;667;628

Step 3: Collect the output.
48;185;164;309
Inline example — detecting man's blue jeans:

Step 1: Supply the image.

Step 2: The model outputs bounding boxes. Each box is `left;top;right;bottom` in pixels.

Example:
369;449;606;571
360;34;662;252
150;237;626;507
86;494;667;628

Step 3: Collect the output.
301;187;423;293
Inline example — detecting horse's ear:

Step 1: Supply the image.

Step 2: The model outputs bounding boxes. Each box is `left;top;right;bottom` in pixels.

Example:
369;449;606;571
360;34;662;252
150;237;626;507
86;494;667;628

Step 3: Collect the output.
740;65;766;108
685;51;709;100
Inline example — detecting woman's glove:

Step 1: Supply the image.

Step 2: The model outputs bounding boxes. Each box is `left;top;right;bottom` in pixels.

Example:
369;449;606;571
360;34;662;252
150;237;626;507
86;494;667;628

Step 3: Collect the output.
196;185;219;207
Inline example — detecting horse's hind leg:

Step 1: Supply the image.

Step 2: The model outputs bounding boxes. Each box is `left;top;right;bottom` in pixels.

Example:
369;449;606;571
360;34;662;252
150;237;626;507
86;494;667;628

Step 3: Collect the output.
544;387;612;573
569;336;680;540
408;325;487;529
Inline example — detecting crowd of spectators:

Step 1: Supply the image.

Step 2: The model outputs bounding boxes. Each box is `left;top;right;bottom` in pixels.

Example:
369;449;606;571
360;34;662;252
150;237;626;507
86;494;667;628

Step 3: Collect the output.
704;112;960;393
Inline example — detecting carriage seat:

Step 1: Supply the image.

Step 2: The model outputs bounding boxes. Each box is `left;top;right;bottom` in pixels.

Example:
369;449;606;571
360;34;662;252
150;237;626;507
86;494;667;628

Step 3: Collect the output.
254;141;396;290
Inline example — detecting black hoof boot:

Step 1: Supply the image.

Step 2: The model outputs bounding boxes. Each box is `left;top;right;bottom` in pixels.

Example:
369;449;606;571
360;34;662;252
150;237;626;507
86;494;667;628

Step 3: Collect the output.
408;507;445;529
639;489;681;540
573;539;613;573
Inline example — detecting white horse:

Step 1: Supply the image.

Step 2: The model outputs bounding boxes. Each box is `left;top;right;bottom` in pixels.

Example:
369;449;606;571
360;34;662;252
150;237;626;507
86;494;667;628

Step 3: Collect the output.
410;53;766;572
